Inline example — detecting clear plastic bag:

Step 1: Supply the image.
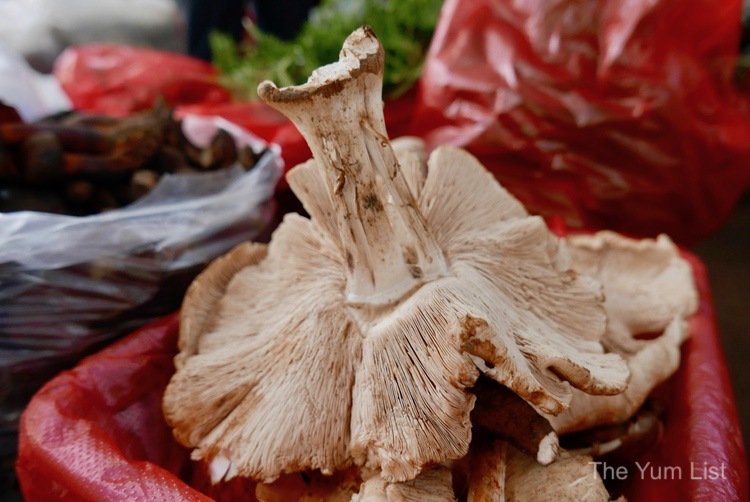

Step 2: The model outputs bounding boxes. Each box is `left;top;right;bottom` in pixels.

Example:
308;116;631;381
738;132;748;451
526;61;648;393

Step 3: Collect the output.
0;120;282;447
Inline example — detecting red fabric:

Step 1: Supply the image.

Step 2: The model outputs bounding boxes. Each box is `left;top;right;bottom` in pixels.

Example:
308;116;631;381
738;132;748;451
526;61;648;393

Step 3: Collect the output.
15;251;747;501
54;45;232;117
410;0;750;243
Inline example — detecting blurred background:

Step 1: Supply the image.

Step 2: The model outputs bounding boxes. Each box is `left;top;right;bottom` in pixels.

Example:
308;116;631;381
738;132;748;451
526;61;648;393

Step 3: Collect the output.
0;0;748;499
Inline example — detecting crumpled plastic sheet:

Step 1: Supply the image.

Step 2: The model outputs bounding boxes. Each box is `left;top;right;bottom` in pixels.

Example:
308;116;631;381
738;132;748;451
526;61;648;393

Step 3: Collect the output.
14;247;748;501
0;119;282;447
412;0;750;243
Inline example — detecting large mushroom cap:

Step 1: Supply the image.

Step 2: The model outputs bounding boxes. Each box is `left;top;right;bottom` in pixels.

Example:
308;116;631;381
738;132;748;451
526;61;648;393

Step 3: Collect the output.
559;231;698;354
547;232;698;433
163;27;632;486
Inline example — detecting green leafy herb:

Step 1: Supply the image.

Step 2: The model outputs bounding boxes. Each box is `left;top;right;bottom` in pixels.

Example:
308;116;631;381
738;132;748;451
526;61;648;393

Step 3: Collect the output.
210;0;444;99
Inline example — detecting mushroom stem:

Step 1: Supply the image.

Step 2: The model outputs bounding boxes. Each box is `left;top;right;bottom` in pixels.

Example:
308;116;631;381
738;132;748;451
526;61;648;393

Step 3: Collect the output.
472;379;559;465
259;27;447;307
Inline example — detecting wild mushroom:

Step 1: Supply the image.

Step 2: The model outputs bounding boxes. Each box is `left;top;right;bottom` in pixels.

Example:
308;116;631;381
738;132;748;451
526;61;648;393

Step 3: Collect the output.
546;232;698;433
466;440;611;502
559;232;698;355
353;467;455;501
163;27;629;485
470;378;559;465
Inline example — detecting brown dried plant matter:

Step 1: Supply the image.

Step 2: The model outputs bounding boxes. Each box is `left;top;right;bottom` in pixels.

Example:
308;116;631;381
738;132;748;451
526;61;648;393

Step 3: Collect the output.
163;27;633;485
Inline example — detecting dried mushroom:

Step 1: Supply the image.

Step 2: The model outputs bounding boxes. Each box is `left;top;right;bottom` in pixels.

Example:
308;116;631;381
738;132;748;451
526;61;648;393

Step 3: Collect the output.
0;104;265;215
163;26;698;500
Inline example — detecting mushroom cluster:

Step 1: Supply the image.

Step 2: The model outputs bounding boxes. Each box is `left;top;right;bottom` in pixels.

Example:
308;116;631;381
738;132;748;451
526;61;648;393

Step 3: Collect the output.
163;27;698;500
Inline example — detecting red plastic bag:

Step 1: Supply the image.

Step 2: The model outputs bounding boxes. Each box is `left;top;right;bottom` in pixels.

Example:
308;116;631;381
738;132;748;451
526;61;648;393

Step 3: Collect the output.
16;249;748;501
54;45;232;117
179;0;750;243
411;0;750;243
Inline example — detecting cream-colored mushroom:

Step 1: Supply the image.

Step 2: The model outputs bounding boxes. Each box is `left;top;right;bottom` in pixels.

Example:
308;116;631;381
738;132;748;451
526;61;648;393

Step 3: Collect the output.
176;242;267;370
546;232;698;433
471;379;559;465
559;232;698;355
353;467;455;502
163;27;629;485
467;441;610;502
